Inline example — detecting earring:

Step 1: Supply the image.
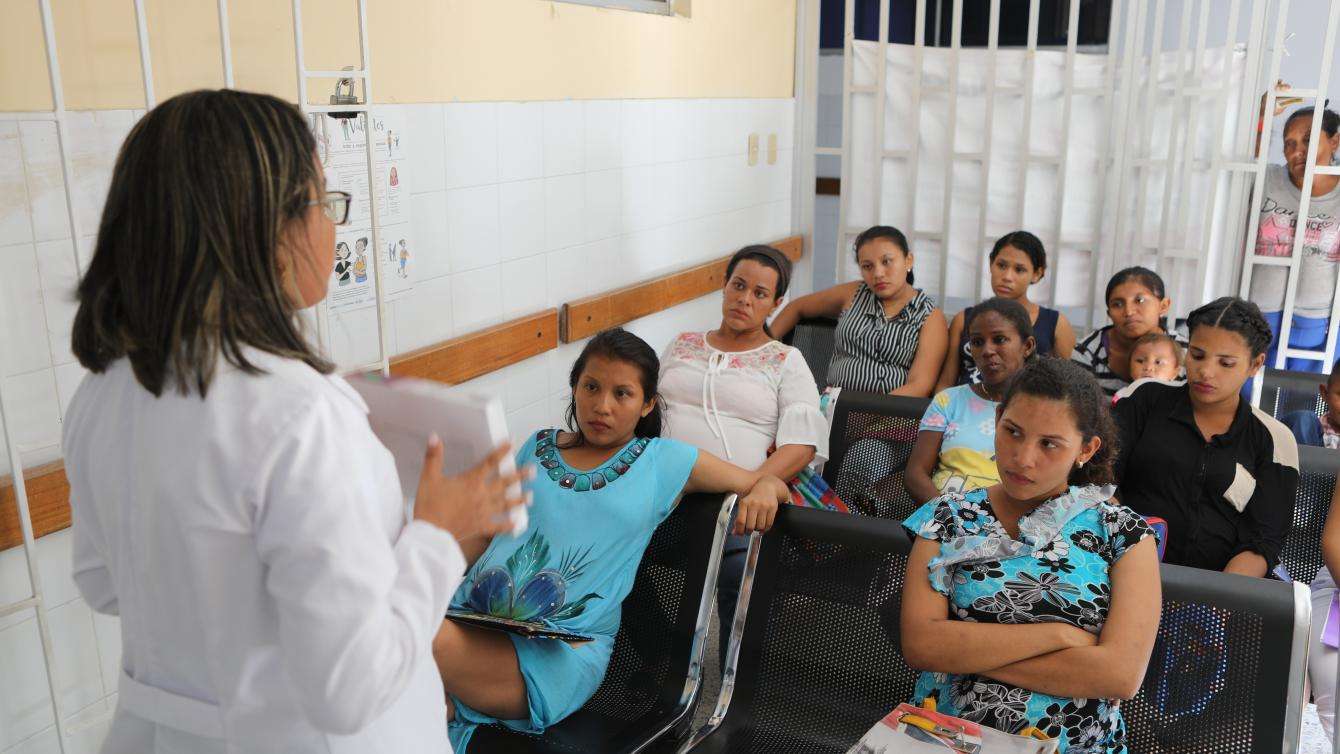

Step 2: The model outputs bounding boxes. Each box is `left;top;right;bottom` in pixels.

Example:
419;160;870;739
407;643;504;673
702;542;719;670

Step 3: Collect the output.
1076;460;1086;469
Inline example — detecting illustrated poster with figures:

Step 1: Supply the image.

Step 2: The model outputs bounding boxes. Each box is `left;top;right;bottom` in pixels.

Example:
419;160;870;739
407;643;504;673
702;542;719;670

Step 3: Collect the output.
310;108;415;313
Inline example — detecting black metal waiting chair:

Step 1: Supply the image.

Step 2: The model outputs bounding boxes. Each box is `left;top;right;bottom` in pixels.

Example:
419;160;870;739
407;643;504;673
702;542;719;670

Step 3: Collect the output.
471;494;735;753
680;505;1310;754
1123;564;1310;753
822;390;930;520
679;506;918;753
780;316;838;390
1280;444;1339;584
1261;367;1326;420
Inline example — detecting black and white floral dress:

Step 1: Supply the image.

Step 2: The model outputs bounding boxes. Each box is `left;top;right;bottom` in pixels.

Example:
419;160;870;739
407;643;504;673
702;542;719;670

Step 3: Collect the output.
903;486;1153;753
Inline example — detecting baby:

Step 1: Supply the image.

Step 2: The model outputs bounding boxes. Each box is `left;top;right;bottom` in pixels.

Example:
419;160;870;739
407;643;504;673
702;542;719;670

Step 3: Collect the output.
1129;331;1182;382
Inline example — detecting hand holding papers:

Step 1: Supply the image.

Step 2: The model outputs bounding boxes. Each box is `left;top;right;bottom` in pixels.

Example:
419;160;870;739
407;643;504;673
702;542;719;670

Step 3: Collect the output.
349;373;530;536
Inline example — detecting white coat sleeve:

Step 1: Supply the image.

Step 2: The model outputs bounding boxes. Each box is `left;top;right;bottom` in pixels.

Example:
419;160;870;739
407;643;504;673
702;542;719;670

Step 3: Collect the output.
70;488;119;616
250;395;466;736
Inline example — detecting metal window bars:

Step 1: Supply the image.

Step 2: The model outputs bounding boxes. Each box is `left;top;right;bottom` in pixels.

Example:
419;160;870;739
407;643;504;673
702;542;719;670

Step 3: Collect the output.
1238;1;1340;376
836;0;1114;321
830;0;1290;334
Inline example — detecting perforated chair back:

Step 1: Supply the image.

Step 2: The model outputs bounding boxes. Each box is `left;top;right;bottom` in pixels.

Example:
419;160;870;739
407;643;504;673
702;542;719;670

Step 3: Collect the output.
822;391;930;519
682;505;918;753
472;494;734;754
1280;445;1338;584
781;317;838;390
1123;565;1309;753
1261;368;1326;420
683;508;1310;754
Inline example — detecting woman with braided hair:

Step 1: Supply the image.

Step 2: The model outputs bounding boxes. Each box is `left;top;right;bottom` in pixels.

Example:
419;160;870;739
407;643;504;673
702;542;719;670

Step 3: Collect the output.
1112;296;1300;577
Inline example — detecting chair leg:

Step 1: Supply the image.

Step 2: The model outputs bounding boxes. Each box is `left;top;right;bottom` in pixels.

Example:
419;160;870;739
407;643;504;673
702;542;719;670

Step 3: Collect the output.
678;531;763;753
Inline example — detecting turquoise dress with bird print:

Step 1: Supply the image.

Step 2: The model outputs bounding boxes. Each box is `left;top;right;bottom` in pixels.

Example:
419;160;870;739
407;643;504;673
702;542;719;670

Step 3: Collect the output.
446;429;699;751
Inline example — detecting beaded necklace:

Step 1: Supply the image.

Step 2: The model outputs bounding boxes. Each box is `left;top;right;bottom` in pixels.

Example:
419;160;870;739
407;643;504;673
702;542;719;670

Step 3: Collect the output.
533;429;651;492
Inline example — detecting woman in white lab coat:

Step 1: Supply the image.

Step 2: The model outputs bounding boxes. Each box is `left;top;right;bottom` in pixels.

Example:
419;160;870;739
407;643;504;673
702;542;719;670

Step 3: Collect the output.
62;89;523;753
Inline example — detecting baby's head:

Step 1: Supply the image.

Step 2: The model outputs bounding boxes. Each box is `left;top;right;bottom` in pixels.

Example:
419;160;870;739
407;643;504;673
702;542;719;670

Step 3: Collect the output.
1130;332;1182;381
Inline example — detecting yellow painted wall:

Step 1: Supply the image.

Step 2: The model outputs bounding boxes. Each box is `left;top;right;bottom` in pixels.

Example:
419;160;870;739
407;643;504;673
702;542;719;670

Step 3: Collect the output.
1;0;796;111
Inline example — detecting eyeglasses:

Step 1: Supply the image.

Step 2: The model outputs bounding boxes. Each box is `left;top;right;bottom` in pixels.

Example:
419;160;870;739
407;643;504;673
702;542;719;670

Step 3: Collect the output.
308;191;352;225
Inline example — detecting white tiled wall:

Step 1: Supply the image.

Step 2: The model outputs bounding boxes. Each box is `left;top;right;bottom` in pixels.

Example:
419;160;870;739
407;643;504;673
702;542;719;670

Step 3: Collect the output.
0;530;115;753
326;97;798;443
0;96;795;752
0;112;142;480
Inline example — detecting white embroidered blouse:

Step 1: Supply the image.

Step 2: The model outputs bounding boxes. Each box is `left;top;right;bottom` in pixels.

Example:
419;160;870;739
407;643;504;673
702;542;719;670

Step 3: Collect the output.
659;331;829;469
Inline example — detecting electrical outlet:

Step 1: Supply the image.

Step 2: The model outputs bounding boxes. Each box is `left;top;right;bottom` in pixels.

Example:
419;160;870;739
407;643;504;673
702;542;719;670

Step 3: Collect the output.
767;133;778;165
748;133;759;166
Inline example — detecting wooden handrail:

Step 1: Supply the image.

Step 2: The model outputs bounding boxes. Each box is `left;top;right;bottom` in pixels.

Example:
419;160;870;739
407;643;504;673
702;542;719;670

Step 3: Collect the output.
0;462;71;552
390;309;559;385
2;236;804;551
560;235;804;342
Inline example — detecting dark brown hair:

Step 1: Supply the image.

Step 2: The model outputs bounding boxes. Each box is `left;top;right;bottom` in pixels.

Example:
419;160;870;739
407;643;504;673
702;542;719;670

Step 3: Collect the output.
965;296;1034;345
725;244;791;301
561;328;665;448
1284;104;1340;140
724;244;792;339
72;89;331;397
853;225;914;285
999;358;1119;486
989;230;1047;276
1133;331;1183;365
1186;296;1273;359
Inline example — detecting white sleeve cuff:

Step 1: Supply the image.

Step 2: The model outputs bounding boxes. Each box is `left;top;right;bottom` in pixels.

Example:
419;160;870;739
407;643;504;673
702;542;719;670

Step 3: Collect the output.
395;519;468;619
776;403;830;464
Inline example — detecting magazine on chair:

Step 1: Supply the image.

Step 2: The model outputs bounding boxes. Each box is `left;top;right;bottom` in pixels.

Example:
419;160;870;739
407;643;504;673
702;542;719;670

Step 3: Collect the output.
847;703;1058;754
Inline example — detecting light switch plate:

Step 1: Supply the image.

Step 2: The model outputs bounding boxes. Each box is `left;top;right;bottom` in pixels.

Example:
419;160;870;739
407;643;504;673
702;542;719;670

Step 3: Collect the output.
767;133;778;165
748;133;759;166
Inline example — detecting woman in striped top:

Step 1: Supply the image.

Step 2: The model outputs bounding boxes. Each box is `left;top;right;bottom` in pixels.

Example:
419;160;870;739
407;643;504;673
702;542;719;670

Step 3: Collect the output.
772;225;948;397
1071;267;1183;397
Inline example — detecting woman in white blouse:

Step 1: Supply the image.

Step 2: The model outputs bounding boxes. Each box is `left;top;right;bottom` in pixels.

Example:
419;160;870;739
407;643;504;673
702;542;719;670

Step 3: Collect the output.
660;245;829;644
63;90;523;753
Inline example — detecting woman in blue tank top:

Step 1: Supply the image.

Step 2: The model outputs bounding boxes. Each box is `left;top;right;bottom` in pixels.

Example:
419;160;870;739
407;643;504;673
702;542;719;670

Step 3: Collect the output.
936;231;1076;391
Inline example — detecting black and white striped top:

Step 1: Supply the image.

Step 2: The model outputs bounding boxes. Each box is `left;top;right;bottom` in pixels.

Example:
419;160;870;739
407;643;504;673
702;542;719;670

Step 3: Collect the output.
1070;326;1127;397
1072;323;1189;397
826;284;936;393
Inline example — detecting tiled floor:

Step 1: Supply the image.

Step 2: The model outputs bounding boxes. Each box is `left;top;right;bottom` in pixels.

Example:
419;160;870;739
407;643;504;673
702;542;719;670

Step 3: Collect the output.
1303;704;1332;754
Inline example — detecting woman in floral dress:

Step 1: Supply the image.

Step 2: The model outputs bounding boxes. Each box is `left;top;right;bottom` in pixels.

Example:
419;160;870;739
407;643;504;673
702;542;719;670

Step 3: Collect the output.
900;358;1161;752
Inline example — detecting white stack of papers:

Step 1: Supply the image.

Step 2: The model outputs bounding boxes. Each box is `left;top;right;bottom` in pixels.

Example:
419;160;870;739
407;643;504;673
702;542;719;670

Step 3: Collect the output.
348;373;528;534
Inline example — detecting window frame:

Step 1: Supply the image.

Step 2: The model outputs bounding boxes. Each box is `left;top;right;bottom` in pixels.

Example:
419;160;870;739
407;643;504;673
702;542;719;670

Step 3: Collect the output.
549;0;674;16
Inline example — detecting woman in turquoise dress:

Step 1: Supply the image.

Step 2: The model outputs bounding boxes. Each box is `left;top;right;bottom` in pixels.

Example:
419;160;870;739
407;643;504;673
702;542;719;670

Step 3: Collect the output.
433;328;791;751
900;358;1161;752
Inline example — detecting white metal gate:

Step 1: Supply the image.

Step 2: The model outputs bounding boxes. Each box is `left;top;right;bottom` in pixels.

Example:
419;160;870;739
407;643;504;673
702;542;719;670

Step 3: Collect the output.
830;0;1305;337
1238;1;1340;375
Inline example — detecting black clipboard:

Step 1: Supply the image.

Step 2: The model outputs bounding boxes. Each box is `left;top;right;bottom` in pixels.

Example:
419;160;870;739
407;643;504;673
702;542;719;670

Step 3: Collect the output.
445;610;594;643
